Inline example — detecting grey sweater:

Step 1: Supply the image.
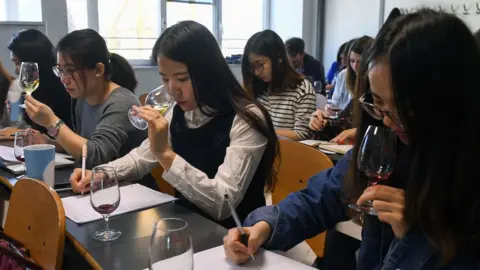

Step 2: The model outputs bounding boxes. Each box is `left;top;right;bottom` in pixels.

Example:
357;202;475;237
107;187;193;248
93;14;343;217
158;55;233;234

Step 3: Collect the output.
75;87;147;169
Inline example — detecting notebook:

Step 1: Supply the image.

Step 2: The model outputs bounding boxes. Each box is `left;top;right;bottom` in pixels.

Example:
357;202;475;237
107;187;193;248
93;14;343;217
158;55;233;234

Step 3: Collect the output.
317;144;353;154
62;184;177;224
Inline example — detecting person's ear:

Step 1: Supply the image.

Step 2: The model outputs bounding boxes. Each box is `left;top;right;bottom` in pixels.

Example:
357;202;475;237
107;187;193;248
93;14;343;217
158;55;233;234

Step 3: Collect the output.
95;63;105;78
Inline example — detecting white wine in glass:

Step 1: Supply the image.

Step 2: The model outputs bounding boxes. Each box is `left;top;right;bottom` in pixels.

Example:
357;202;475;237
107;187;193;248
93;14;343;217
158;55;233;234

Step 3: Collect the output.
128;85;175;130
19;62;40;95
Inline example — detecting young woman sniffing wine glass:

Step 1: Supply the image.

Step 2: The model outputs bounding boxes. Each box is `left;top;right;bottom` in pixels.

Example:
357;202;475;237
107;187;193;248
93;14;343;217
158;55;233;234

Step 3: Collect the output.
18;62;39;108
149;218;193;270
128;85;175;130
348;125;396;215
90;165;121;241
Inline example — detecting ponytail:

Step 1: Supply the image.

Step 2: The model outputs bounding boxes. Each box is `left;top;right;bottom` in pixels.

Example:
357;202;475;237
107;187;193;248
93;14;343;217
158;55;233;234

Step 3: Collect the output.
109;53;137;92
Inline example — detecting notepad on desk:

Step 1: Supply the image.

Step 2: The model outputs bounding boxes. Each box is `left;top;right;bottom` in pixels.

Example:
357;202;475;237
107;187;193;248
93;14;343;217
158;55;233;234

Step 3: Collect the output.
299;139;333;147
317;144;353;154
62;184;177;224
147;245;315;270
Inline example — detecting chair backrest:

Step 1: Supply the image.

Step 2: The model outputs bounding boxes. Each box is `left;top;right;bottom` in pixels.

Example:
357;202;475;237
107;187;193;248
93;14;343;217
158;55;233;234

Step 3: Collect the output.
151;166;176;196
272;139;334;257
139;92;148;106
4;179;66;270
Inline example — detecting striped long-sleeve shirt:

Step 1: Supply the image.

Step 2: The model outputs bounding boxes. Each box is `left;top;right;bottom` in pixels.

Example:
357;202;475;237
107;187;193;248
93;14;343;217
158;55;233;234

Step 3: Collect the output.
258;79;316;140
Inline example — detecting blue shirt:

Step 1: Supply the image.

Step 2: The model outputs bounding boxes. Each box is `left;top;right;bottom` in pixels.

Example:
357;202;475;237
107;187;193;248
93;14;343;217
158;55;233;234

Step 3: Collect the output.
244;151;479;269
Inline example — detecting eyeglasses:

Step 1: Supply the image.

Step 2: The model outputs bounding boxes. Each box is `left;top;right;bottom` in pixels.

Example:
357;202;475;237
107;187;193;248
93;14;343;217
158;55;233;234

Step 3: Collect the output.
52;66;81;78
250;62;265;73
359;93;403;127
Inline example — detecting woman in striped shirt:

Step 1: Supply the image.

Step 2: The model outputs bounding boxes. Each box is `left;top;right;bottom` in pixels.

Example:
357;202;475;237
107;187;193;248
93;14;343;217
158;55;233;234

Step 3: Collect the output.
242;30;316;141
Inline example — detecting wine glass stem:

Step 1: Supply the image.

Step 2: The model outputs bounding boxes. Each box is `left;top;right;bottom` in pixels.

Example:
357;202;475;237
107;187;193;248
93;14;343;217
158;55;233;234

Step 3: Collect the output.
104;215;110;233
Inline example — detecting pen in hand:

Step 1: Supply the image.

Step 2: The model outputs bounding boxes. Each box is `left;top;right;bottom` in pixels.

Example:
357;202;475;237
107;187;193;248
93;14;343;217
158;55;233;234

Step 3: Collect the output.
81;144;87;195
224;194;255;261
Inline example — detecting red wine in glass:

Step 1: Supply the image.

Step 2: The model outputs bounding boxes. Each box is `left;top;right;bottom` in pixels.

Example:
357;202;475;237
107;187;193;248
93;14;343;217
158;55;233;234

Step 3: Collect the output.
15;155;25;162
90;165;121;242
93;202;119;215
348;125;397;215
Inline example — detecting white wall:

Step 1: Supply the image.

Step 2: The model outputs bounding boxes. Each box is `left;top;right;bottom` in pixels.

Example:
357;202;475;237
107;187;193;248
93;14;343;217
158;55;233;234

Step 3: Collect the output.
322;0;382;68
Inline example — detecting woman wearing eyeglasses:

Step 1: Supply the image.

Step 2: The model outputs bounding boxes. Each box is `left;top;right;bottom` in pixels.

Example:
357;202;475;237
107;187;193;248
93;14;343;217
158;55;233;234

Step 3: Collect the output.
224;9;480;269
23;29;147;170
242;30;316;141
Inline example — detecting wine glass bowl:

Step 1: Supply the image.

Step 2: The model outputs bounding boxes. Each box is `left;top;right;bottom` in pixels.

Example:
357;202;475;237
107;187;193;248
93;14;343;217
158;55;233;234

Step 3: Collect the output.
348;125;397;215
18;62;40;108
128;85;175;130
149;218;193;270
14;131;33;162
90;165;121;242
325;99;341;120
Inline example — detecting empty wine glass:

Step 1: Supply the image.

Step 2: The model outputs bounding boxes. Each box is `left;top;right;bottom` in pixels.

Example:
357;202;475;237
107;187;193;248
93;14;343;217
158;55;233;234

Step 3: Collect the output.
14;131;33;163
149;218;193;270
128;85;175;130
313;81;323;94
19;62;40;108
90;165;121;241
348;125;397;215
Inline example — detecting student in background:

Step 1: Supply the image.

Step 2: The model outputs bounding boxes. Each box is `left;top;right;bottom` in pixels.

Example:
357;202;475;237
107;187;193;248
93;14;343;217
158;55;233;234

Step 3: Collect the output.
8;29;74;132
24;29;147;170
326;41;347;86
69;21;279;229
224;9;480;269
0;60;26;128
243;30;316;141
285;37;326;86
310;36;374;144
327;39;355;99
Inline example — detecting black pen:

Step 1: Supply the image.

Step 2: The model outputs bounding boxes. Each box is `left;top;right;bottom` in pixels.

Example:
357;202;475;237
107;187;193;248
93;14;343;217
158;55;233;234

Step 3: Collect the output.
224;194;255;260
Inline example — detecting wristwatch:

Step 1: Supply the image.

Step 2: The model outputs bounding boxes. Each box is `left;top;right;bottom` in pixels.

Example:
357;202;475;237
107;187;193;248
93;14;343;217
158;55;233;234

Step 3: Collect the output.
47;119;65;138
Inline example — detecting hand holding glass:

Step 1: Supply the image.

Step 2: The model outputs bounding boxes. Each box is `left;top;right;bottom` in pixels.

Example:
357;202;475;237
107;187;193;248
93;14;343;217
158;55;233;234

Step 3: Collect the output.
90;165;121;241
149;218;193;270
348;125;397;215
128;85;175;130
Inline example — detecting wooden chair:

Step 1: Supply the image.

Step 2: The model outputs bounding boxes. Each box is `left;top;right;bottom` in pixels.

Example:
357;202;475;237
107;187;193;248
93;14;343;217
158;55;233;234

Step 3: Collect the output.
139;92;148;106
4;179;66;270
151;166;176;196
272;139;334;258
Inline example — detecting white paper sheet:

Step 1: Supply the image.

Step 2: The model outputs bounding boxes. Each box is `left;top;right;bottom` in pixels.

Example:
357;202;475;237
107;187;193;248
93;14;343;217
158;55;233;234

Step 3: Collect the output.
298;140;330;147
146;246;315;270
62;184;177;224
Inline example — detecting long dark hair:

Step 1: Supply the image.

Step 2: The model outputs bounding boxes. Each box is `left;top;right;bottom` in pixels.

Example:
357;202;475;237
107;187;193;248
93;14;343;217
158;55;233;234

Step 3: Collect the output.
56;29;137;92
345;36;374;93
242;30;304;98
7;29;74;131
347;9;480;263
152;21;279;192
336;41;347;69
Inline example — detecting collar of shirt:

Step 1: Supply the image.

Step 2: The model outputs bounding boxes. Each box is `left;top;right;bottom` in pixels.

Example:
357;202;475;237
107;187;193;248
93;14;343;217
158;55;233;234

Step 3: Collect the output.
170;106;215;129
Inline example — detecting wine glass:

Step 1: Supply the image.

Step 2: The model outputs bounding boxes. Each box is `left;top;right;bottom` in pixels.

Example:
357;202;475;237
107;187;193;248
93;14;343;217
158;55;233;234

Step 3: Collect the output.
14;131;33;163
313;81;323;94
325;99;342;120
90;165;121;241
18;62;40;108
348;125;397;215
128;85;175;130
149;218;193;270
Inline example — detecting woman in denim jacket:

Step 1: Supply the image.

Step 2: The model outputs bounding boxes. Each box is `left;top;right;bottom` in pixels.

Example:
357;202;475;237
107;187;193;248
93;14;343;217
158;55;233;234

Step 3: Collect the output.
224;9;480;270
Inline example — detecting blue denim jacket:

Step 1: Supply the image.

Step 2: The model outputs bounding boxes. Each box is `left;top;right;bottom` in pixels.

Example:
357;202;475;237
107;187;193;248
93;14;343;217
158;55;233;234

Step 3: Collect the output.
244;151;479;269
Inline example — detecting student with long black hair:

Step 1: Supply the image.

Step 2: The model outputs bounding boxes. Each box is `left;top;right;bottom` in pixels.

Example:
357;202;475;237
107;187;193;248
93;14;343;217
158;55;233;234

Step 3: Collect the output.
242;30;316;141
69;21;279;229
8;29;74;132
24;29;146;168
224;9;480;269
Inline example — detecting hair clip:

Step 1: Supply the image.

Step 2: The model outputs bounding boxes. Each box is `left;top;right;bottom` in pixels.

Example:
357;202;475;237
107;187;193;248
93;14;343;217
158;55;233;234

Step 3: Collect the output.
451;4;459;14
476;2;480;14
463;3;470;15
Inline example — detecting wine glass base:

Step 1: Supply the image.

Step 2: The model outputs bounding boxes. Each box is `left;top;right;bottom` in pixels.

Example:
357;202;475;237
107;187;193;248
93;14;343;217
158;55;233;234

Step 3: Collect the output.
348;204;378;216
92;229;122;242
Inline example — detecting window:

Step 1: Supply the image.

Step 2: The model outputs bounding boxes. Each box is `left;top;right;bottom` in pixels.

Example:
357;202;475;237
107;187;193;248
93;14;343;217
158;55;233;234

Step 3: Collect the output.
166;0;214;35
0;0;42;21
98;0;161;61
66;0;88;32
221;0;265;57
